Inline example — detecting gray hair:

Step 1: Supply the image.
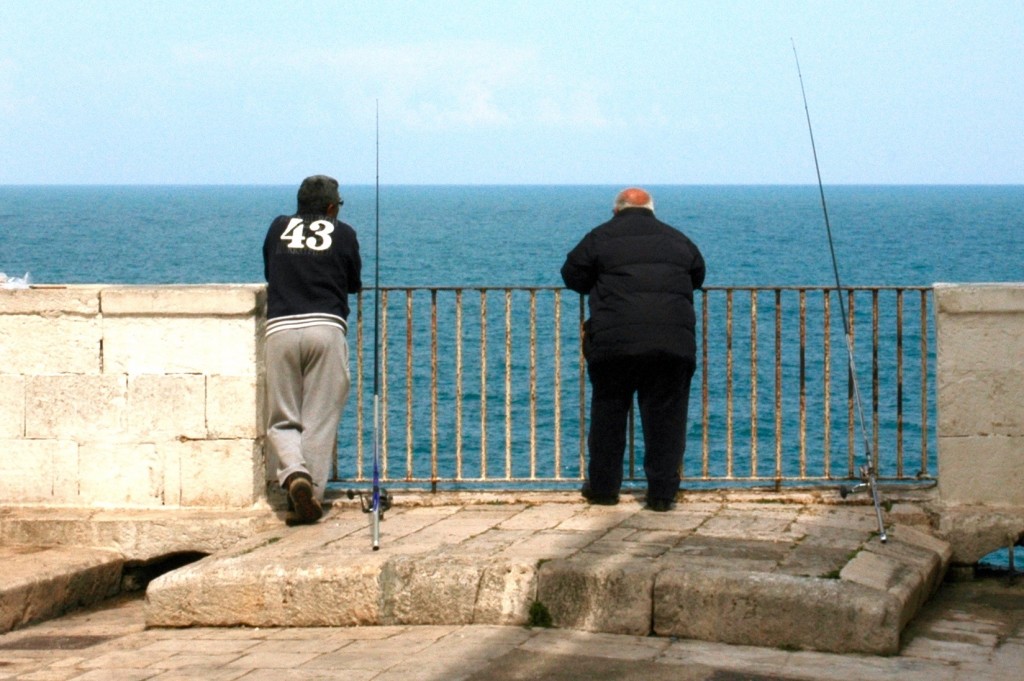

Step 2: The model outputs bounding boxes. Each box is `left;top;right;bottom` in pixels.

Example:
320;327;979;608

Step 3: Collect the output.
297;175;342;214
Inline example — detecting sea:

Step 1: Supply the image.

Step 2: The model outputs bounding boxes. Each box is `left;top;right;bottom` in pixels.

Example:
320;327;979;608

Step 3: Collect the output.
2;184;1022;568
2;184;1022;288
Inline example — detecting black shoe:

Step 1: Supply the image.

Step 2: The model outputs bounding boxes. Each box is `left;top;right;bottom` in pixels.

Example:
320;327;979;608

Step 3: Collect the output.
581;483;619;506
285;475;323;525
645;498;674;512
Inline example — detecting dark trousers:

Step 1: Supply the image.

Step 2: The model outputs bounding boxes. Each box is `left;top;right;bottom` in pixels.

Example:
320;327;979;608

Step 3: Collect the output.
587;355;695;501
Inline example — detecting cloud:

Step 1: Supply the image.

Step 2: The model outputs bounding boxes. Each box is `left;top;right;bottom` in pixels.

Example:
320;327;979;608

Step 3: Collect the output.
167;38;623;132
326;41;553;130
535;90;612;129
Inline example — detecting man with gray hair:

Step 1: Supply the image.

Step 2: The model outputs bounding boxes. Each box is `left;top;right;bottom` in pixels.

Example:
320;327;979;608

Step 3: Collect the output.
561;187;705;511
263;175;362;525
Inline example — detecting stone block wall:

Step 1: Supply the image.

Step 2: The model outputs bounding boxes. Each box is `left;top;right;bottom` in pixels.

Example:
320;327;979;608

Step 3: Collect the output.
0;285;267;510
934;283;1024;507
3;281;1023;525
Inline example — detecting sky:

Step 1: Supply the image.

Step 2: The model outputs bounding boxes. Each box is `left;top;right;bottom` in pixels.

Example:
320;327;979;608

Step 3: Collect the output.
0;1;1021;185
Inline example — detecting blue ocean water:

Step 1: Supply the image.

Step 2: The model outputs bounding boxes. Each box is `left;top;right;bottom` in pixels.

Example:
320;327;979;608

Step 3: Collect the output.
2;184;1022;287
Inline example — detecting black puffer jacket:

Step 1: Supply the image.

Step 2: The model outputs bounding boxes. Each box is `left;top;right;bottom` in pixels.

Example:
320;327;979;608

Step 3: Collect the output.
560;207;705;363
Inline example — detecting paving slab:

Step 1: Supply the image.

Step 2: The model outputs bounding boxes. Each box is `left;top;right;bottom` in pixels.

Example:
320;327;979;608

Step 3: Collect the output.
1;569;1023;680
141;496;952;654
0;544;123;634
0;507;275;562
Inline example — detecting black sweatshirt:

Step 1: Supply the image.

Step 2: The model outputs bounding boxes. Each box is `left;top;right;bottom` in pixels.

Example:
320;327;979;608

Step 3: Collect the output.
263;212;362;335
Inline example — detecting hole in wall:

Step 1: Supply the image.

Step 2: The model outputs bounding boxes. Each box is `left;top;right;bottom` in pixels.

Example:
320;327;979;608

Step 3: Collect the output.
120;551;208;592
977;533;1022;579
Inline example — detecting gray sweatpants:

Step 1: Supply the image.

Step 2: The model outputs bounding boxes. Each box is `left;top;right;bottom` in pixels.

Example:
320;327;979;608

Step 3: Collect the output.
265;325;350;502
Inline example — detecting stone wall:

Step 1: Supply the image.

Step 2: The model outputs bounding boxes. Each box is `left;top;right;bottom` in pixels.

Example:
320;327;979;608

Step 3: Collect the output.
0;285;267;510
933;283;1024;563
934;283;1024;507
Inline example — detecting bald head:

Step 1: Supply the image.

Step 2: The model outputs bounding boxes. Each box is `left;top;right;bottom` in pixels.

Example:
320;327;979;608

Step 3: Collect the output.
613;187;654;214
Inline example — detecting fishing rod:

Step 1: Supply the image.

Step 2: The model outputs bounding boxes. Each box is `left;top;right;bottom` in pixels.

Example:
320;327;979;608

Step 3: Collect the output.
791;41;887;543
348;100;391;549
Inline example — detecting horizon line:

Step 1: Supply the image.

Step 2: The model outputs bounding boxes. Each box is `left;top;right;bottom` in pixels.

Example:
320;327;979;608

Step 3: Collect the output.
3;181;1023;188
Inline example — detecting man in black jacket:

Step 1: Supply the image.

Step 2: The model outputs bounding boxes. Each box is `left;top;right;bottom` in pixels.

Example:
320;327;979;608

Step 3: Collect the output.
561;187;705;511
263;175;362;525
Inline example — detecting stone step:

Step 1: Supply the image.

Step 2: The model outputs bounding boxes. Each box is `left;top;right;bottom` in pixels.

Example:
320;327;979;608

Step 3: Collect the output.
144;500;953;655
0;545;123;633
0;508;275;563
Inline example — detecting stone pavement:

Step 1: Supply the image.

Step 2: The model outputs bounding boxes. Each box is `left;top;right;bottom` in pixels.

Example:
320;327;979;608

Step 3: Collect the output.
0;545;123;634
7;490;1023;679
0;574;1022;681
143;491;951;655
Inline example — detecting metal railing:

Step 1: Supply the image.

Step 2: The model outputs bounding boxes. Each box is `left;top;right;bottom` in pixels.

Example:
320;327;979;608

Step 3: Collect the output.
335;286;935;490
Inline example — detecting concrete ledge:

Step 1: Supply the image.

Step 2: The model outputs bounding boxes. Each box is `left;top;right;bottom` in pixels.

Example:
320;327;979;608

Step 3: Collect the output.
934;282;1024;314
147;547;387;628
383;554;487;625
142;499;952;655
654;566;901;654
0;508;276;562
99;284;265;316
650;525;947;655
538;556;657;636
0;545;123;634
0;285;102;315
933;504;1024;564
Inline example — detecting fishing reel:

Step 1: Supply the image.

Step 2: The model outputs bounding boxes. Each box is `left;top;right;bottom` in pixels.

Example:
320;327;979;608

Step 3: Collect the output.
838;464;874;499
837;464;888;543
346;488;392;518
